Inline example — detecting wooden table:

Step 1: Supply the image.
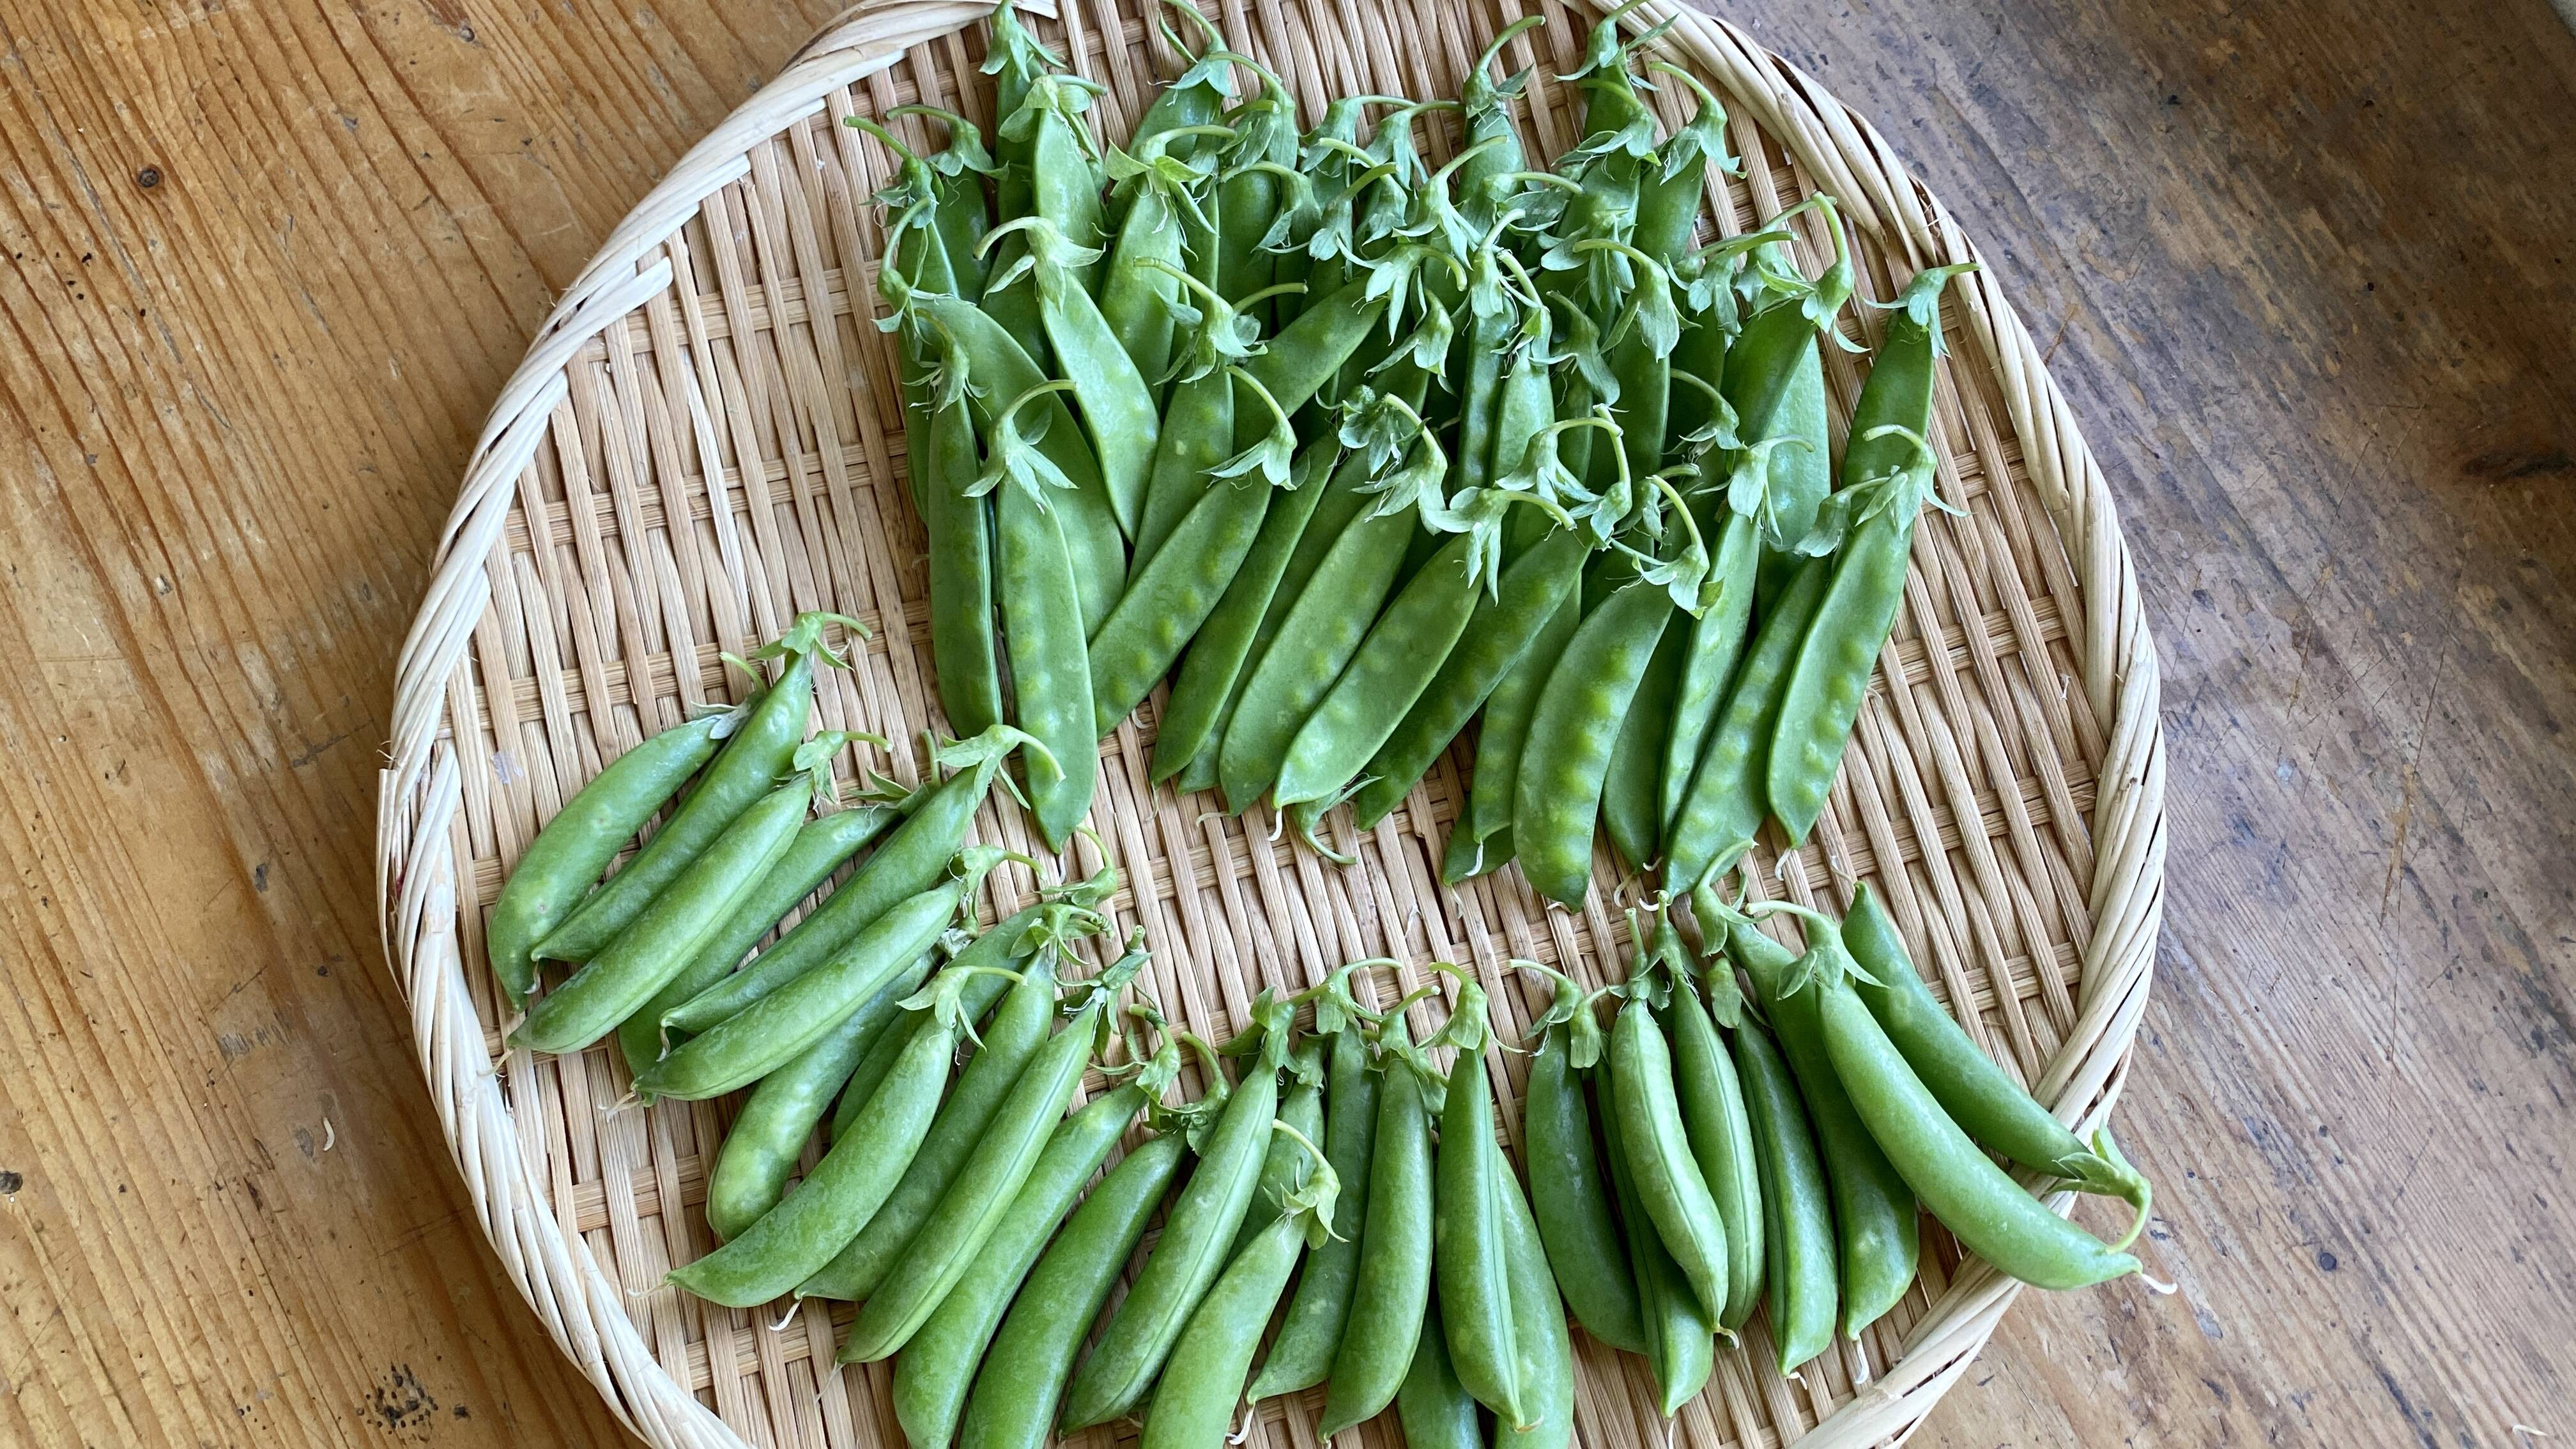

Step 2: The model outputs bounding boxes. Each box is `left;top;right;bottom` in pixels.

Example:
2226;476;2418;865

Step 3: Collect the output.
2;0;2569;1444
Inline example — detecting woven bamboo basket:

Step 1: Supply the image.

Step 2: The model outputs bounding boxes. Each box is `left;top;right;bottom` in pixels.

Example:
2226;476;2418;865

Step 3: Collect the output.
375;0;2167;1444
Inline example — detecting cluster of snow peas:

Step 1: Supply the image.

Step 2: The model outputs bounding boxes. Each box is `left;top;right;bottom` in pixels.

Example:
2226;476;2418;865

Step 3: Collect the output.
870;0;1977;907
1521;889;2155;1408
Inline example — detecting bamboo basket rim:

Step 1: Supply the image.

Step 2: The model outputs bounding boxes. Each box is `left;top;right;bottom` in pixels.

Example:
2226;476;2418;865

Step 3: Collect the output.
374;1;2169;1445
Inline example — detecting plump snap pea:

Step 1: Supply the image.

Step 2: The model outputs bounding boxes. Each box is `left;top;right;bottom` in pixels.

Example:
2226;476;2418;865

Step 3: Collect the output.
1725;917;1919;1337
1469;578;1579;849
1841;885;2150;1216
1493;1163;1574;1449
536;622;839;962
983;218;1160;536
1660;510;1760;834
663;997;954;1307
1601;1068;1713;1414
1436;1047;1526;1427
1398;1299;1482;1449
1273;528;1484;811
831;898;1060;1142
1227;1050;1324;1263
1349;528;1588;831
958;1131;1185;1449
1057;1055;1278;1430
1521;1022;1648;1354
1319;1023;1433;1434
1726;1016;1836;1372
514;779;810;1055
1250;1020;1377;1396
800;955;1061;1303
988;416;1099;850
704;954;930;1241
1607;997;1731;1321
1662;977;1764;1331
632;875;968;1101
486;710;730;1007
1515;580;1675;906
892;1085;1146;1449
1662;558;1829;892
622;795;901;1076
1602;616;1685;871
844;971;1111;1361
921;387;1005;742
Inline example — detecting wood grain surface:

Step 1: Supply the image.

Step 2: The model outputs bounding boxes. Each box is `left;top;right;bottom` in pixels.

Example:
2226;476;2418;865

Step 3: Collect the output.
0;1;2568;1445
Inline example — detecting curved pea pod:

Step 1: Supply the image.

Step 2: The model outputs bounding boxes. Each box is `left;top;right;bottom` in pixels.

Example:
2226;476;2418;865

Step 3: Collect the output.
1469;574;1581;847
983;217;1159;536
1057;1054;1277;1430
1661;509;1761;834
703;953;931;1241
1274;528;1485;812
1227;1054;1325;1264
535;624;839;963
842;974;1109;1361
1602;615;1685;871
1435;1048;1524;1427
829;901;1055;1142
958;1131;1184;1449
1250;1021;1379;1398
663;998;955;1307
993;464;1099;848
1730;1017;1837;1372
1319;1027;1433;1434
513;778;811;1055
799;955;1061;1303
1493;1158;1575;1449
1662;980;1765;1331
1397;1300;1482;1449
1601;1064;1715;1414
631;873;969;1101
892;1085;1145;1449
1726;919;1919;1337
1606;997;1731;1322
1662;558;1829;893
1514;580;1675;907
1842;884;2150;1217
486;710;729;1007
1521;1029;1648;1354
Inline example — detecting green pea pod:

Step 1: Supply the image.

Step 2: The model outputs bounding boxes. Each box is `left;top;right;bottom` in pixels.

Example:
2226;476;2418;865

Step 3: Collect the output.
1662;558;1829;893
1753;348;1835;604
486;710;729;1007
1606;997;1731;1322
704;953;931;1241
1660;510;1760;834
1274;529;1485;811
1721;204;1853;562
843;975;1112;1360
1726;919;1919;1337
1521;1027;1649;1354
1397;1298;1482;1449
1469;578;1580;846
958;1132;1185;1449
1217;504;1414;813
922;390;1006;742
800;954;1062;1303
1228;1059;1325;1264
892;1084;1146;1449
1132;364;1238;569
1515;581;1675;906
1007;75;1108;289
1435;1050;1525;1427
1236;273;1390;415
832;937;1025;1142
535;623;839;962
632;875;969;1101
1601;1054;1715;1413
900;107;995;300
1349;528;1588;831
1140;1202;1314;1449
1123;2;1234;169
1215;80;1299;307
1057;1055;1278;1429
1250;1021;1378;1397
1319;1026;1433;1434
1843;884;2150;1215
1662;978;1765;1331
993;448;1100;848
1602;615;1685;871
663;997;955;1306
1100;127;1230;397
1731;1016;1838;1372
983;217;1159;536
1492;1160;1574;1449
1443;819;1506;885
977;2;1052;362
514;779;810;1055
622;797;903;1077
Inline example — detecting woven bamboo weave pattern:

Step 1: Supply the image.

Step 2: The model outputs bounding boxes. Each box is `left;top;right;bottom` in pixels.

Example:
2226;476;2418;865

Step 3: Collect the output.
374;0;2168;1445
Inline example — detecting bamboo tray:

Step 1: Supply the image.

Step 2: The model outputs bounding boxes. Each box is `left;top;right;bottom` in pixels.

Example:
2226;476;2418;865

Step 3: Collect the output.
375;0;2168;1444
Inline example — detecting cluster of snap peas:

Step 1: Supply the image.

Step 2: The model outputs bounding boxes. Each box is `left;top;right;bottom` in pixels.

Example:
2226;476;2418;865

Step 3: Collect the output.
870;0;1976;905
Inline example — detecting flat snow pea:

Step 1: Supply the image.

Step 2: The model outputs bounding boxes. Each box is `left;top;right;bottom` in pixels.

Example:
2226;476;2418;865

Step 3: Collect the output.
998;73;1108;291
982;217;1160;537
1602;615;1685;871
1660;509;1760;836
1469;575;1580;849
1098;125;1229;397
980;385;1100;848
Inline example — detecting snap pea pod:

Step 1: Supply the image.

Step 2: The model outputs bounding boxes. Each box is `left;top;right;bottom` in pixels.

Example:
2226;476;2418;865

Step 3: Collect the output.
891;1084;1146;1449
983;218;1160;537
703;953;931;1242
889;105;995;301
514;778;810;1055
1348;528;1588;831
486;710;732;1008
957;1131;1185;1449
1319;1020;1433;1434
1660;509;1759;834
917;348;1006;743
1397;1300;1482;1449
620;794;902;1077
1602;1046;1715;1412
1602;616;1685;871
799;954;1062;1304
1131;365;1237;571
1494;1161;1574;1449
1273;528;1483;811
660;730;1025;1033
535;619;840;962
1662;558;1828;892
1121;0;1234;169
662;990;956;1307
843;961;1123;1360
1227;1043;1325;1262
1455;17;1544;231
1443;819;1505;885
985;390;1100;848
1098;125;1230;397
1842;884;2151;1214
978;0;1054;365
1250;1018;1378;1397
1729;1015;1838;1372
1515;579;1675;906
1057;1050;1278;1430
1632;66;1728;261
1722;203;1851;568
1519;993;1648;1354
832;912;1037;1142
1662;974;1764;1331
1607;996;1731;1322
632;871;973;1102
1436;1046;1524;1427
1468;574;1579;849
1724;916;1919;1337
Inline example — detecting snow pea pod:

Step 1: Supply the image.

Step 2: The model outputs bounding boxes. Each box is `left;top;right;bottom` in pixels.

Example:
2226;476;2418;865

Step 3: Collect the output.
1098;125;1230;397
916;337;1006;742
1319;1020;1433;1434
983;217;1160;537
1602;615;1685;871
1397;1299;1482;1449
889;105;995;300
1515;579;1675;906
1729;1015;1837;1372
1235;272;1392;416
1603;1041;1715;1411
999;73;1108;291
978;0;1054;364
1122;0;1234;170
514;778;810;1055
1662;557;1828;892
1469;574;1579;849
1215;70;1300;308
1250;1017;1377;1397
1436;1046;1524;1427
486;710;732;1008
